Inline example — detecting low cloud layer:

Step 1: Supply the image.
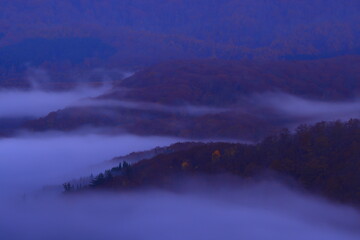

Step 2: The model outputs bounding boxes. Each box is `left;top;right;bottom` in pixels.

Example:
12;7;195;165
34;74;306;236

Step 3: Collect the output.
0;66;134;119
1;181;359;240
248;92;360;121
77;99;229;116
0;84;360;239
26;67;134;87
0;86;110;118
0;132;181;195
0;116;359;240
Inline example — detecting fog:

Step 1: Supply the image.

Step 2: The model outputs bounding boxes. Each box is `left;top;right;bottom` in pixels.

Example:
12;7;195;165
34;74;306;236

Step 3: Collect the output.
0;131;359;240
77;99;229;116
0;86;110;118
0;66;134;119
26;67;134;88
0;97;359;240
0;132;181;196
1;179;360;240
1;129;359;240
248;92;360;121
0;85;360;239
74;91;360;121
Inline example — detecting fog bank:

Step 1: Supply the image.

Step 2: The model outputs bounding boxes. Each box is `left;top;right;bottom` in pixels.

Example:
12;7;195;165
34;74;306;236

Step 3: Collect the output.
1;181;359;240
76;99;229;115
0;86;110;118
0;132;181;196
249;92;360;121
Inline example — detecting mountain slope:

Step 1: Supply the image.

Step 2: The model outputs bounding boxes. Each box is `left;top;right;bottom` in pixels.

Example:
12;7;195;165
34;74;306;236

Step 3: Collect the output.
1;0;360;87
82;119;360;206
108;56;360;105
24;57;360;140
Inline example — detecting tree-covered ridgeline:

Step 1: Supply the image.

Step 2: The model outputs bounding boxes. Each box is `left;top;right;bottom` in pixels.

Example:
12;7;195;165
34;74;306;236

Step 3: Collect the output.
65;119;360;205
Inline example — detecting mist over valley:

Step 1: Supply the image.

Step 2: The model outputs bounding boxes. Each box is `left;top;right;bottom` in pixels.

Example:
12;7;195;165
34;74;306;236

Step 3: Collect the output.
1;1;360;239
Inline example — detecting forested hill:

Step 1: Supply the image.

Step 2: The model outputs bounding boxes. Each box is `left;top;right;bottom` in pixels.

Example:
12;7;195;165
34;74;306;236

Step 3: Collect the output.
108;56;360;105
75;119;360;206
25;56;360;140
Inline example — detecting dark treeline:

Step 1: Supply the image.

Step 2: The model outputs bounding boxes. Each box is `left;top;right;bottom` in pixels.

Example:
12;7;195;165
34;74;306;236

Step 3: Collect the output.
63;161;133;192
76;119;360;205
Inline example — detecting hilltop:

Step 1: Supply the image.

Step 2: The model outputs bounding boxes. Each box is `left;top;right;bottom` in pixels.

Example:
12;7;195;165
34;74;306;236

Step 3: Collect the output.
70;119;360;206
25;56;360;140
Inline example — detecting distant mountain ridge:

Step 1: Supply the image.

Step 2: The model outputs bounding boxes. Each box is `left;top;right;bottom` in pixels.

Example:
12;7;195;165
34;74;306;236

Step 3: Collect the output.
108;56;360;105
24;56;360;140
1;0;360;87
